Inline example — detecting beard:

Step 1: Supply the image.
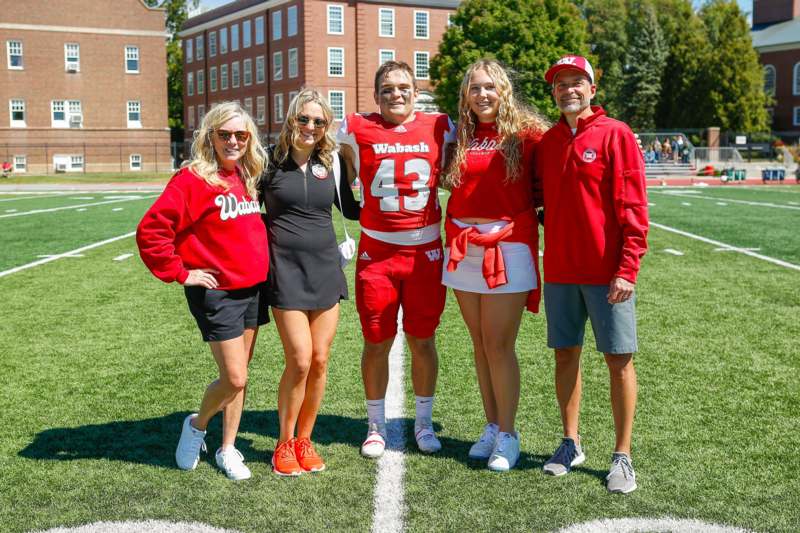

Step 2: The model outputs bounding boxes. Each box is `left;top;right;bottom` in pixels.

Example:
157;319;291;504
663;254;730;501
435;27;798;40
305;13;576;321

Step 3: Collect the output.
557;96;589;114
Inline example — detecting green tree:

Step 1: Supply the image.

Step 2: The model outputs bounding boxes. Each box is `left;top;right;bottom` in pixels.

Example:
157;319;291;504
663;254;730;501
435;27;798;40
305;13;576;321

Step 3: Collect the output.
619;0;667;130
583;0;628;118
699;0;770;132
654;0;714;128
430;0;589;120
143;0;199;136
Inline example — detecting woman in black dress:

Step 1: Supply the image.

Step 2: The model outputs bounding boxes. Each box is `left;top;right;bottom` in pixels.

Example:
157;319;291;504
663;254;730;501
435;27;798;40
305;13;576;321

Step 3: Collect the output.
261;89;359;476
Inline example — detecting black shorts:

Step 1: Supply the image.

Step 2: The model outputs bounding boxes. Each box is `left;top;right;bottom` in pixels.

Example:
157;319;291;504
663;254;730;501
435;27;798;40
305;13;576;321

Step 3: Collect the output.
184;283;270;342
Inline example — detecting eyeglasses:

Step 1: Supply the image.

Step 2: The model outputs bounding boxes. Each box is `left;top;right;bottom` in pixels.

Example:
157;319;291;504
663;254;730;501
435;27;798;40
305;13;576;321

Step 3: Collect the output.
296;115;328;129
214;129;250;142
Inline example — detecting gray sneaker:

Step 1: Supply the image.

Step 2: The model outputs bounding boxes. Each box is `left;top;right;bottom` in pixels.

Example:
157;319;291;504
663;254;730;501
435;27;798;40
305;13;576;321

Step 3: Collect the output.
606;452;637;494
543;437;585;476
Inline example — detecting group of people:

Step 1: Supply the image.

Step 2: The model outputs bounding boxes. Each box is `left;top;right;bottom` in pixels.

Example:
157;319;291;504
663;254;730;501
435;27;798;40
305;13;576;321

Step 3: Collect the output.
136;54;648;495
644;135;690;164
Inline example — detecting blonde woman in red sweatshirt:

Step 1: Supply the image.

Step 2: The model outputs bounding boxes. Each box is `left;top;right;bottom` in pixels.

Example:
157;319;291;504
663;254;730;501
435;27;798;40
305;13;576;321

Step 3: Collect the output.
441;59;548;472
137;101;268;480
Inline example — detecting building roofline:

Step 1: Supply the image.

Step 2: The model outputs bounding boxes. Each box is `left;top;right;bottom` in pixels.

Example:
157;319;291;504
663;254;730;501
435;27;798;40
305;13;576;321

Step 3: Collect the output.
179;0;460;37
752;17;800;50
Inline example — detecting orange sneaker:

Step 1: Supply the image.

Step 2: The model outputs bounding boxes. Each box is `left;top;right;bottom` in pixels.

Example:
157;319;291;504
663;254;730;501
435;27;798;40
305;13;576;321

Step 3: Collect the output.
295;437;326;472
271;438;303;477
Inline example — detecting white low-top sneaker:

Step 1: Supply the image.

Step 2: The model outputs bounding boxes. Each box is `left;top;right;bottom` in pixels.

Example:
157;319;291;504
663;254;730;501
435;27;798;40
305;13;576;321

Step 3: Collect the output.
175;413;207;471
361;422;387;458
487;431;520;472
215;447;252;481
468;423;499;460
414;418;442;454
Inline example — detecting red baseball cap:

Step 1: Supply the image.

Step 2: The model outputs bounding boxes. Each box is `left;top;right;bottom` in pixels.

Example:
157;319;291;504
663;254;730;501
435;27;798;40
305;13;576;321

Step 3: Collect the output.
545;55;595;85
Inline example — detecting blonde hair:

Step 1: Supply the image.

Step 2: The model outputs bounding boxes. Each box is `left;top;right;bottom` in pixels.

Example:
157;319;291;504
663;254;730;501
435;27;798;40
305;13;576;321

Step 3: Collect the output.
183;101;266;198
442;59;550;188
273;89;337;170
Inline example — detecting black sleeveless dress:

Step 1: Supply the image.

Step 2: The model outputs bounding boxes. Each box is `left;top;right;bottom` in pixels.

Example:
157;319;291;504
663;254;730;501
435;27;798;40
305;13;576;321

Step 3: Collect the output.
260;151;359;310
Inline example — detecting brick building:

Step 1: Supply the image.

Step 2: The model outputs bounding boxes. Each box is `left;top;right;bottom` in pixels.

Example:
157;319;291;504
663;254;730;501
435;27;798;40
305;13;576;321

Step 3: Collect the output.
1;0;172;174
178;0;460;142
752;0;800;137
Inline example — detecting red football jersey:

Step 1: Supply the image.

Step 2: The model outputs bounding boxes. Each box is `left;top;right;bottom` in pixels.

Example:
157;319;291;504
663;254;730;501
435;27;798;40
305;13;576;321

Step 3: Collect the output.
337;111;455;233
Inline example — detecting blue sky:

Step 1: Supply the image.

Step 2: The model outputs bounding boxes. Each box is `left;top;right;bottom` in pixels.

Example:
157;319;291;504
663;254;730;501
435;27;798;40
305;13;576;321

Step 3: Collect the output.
195;0;754;20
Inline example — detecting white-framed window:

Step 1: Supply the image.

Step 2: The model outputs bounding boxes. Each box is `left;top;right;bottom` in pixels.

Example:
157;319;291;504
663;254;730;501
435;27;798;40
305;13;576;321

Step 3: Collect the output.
243;20;252;48
13;155;26;173
414;10;429;39
447;13;454;27
256;55;265;83
328;47;344;77
126;46;140;73
210;66;218;92
70;155;84;170
219;27;228;54
274;93;284;123
272;10;282;40
64;43;80;72
288;5;298;36
195;35;204;60
288;48;298;78
187;105;195;129
793;62;800;96
50;100;82;128
243;58;252;86
185;38;193;63
7;40;23;69
327;5;344;35
232;61;240;88
288;90;299;105
255;16;265;45
273;51;283;80
208;31;217;57
9;99;25;127
764;65;776;96
379;49;395;65
130;154;142;170
794;106;800;126
197;69;204;94
127;100;141;128
197;104;205;123
256;95;265;125
231;23;239;51
187;72;194;96
244;97;253;116
220;63;229;90
328;90;344;120
379;8;394;37
414;51;429;79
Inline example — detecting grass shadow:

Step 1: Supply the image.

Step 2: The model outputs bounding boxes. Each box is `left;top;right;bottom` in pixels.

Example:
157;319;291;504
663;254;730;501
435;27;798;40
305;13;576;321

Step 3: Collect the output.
19;410;367;469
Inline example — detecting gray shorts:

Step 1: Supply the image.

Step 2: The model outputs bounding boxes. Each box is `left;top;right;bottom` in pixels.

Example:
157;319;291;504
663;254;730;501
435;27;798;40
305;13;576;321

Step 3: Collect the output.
544;283;637;354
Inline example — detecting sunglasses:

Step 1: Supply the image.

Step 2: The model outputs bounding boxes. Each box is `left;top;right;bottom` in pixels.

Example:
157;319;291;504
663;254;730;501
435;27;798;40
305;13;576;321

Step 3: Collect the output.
296;115;328;129
214;129;250;142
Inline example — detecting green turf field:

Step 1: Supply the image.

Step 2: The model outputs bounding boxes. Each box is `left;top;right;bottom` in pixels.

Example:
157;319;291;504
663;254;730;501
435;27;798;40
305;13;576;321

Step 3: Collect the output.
0;185;798;532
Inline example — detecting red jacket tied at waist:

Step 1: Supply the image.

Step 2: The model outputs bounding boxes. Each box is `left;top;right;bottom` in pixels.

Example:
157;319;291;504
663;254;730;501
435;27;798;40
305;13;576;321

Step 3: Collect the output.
444;208;541;313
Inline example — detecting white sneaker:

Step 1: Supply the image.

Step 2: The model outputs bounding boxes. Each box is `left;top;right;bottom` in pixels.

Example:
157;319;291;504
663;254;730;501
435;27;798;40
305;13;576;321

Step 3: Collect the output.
468;423;499;460
361;422;387;458
215;447;252;481
175;413;207;470
487;431;520;472
414;418;442;454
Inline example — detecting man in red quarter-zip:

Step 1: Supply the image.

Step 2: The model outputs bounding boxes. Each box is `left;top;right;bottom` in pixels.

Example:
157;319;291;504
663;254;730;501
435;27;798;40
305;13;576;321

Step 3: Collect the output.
535;55;648;494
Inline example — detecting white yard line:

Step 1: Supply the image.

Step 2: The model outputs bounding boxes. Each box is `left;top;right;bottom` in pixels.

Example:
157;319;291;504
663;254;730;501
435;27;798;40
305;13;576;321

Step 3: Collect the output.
371;310;407;533
650;190;800;210
0;232;136;278
113;253;133;261
651;222;800;272
0;195;154;218
663;248;684;256
0;194;67;202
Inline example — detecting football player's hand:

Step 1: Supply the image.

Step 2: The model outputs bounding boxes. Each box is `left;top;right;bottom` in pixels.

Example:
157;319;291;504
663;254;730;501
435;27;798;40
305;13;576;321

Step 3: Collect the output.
184;269;219;289
607;277;634;304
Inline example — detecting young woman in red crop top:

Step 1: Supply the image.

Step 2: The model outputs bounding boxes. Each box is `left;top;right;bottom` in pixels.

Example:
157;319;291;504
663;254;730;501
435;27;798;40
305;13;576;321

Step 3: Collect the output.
137;101;268;481
441;59;549;472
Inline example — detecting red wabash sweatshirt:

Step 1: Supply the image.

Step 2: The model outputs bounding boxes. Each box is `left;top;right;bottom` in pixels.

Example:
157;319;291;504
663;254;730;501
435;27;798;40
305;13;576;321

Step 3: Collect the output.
136;167;268;290
535;107;648;285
